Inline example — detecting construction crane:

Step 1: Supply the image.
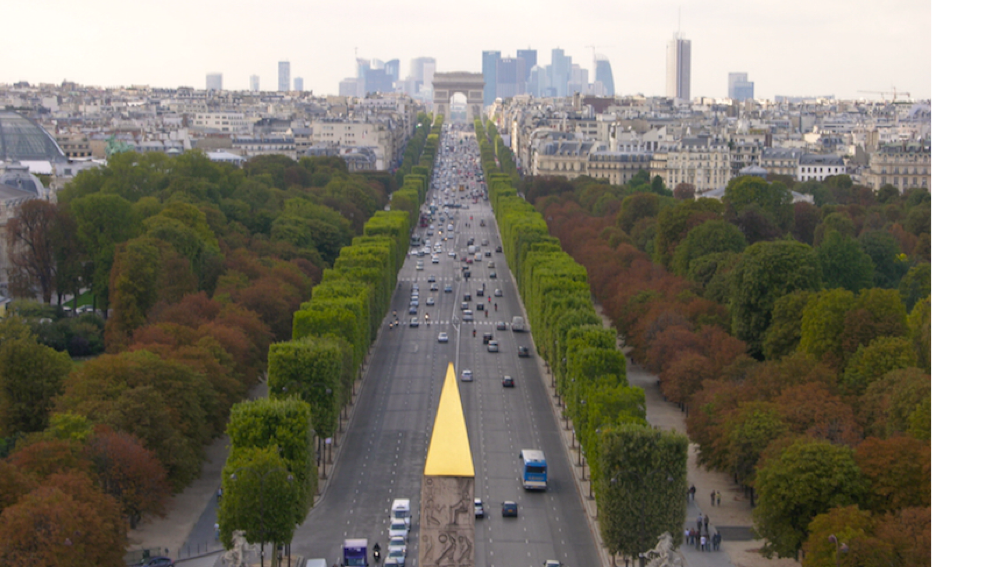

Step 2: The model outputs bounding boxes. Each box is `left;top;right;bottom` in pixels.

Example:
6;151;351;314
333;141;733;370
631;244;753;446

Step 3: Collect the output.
858;87;911;102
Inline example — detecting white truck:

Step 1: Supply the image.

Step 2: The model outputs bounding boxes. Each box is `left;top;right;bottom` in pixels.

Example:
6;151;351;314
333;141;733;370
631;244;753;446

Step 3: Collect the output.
511;316;525;332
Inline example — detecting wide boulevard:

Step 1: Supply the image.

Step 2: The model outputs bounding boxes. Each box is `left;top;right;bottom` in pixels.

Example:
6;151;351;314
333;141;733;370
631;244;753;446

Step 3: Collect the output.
291;124;601;567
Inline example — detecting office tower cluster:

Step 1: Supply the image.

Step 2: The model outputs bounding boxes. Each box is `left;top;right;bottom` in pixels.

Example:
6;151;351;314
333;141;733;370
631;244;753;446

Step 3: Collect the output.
338;58;401;97
482;48;615;105
728;72;755;101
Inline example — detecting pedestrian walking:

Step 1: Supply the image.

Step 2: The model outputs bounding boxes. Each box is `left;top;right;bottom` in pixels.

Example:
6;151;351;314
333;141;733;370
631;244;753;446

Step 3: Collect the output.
700;535;707;552
685;528;691;545
717;491;722;506
711;490;716;507
214;522;220;540
713;532;721;551
689;485;696;501
704;515;709;532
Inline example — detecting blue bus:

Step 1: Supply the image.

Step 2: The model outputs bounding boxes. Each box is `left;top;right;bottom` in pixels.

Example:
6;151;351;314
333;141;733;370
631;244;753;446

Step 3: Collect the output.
520;449;547;490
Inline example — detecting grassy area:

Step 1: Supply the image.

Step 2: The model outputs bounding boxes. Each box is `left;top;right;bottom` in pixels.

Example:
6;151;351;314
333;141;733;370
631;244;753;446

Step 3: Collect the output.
61;290;94;308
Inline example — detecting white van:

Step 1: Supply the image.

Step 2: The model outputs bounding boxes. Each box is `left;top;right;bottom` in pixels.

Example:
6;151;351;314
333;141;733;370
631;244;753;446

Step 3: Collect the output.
463;310;474;322
391;498;412;530
306;560;328;567
512;316;525;332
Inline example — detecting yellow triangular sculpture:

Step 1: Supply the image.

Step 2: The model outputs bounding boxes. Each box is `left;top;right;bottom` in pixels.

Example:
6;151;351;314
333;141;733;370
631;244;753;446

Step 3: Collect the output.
423;362;475;477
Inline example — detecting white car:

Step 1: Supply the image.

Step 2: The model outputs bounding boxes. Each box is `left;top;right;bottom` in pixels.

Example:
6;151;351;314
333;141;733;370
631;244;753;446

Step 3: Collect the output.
388;518;409;540
461;369;473;382
437;332;449;343
386;547;406;567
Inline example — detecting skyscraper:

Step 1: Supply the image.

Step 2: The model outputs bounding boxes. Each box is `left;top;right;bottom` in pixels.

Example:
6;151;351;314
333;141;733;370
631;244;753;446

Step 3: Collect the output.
249;75;260;92
550;48;571;97
666;34;691;100
278;61;291;92
728;72;755;101
206;73;222;91
384;59;400;84
496;57;526;99
594;55;615;96
482;51;501;106
294;77;304;91
516;49;537;88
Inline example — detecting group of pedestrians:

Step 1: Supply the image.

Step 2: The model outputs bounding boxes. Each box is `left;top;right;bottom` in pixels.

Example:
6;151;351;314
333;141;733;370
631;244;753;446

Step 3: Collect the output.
684;513;721;552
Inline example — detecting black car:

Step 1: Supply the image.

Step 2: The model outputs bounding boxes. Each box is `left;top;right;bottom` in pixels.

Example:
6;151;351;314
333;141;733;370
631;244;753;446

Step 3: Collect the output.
482;332;493;344
496;245;503;253
502;376;515;388
518;346;530;358
502;501;518;517
142;558;175;567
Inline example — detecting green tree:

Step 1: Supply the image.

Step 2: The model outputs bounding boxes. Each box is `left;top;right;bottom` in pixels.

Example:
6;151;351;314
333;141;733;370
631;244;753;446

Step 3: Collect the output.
0;338;73;435
752;439;865;559
730;240;822;357
724;176;793;231
670;220;747;276
898;263;930;311
762;290;814;360
842;336;918;396
802;505;877;567
859;230;906;289
816;231;875;292
218;446;300;559
908;296;930;372
798;289;855;369
70;193;139;310
596;424;688;557
725;402;789;487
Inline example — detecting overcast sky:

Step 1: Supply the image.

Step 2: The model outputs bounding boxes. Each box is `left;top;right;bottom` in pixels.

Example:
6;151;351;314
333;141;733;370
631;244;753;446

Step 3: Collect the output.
3;0;931;100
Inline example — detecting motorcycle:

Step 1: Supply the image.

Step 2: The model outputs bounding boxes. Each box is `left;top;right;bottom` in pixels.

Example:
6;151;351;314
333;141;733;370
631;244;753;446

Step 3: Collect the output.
373;543;381;562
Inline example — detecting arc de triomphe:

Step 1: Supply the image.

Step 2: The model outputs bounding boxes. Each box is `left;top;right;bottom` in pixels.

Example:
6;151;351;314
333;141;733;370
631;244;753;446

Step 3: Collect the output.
432;72;484;122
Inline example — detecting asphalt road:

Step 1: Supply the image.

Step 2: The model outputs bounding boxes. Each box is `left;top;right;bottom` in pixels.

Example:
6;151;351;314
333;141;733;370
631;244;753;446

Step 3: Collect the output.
291;127;601;567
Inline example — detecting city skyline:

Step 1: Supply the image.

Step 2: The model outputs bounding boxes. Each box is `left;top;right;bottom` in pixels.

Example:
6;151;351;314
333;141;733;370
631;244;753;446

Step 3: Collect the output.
2;0;931;100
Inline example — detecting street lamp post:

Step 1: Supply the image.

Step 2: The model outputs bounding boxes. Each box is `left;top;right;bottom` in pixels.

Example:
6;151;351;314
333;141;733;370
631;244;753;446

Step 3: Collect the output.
828;535;848;567
230;467;294;567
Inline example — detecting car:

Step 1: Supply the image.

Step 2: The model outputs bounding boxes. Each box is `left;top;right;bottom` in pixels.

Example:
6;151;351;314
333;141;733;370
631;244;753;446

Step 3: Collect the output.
462;310;474;321
485;251;492;257
142;558;174;567
437;332;449;343
432;257;439;264
409;317;419;328
474;498;485;518
487;261;495;269
449;251;456;258
386;547;406;567
487;340;499;353
482;332;493;344
409;299;419;307
461;369;473;382
430;283;439;292
428;275;436;282
489;271;497;279
496;321;507;331
463;293;472;302
544;561;562;567
502;501;518;517
426;297;435;306
494;288;503;297
476;288;484;297
465;257;473;264
416;261;424;270
502;376;514;388
476;303;484;311
518;346;531;358
411;283;420;291
460;302;469;311
496;245;503;253
445;284;453;293
408;305;418;315
388;535;407;552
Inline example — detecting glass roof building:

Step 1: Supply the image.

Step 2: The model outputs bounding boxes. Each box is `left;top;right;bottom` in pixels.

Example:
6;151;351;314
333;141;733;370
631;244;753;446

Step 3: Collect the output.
0;111;66;163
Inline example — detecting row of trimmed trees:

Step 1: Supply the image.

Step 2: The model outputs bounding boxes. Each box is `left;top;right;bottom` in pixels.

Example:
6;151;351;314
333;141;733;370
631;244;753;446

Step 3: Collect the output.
477;120;688;562
216;114;442;565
